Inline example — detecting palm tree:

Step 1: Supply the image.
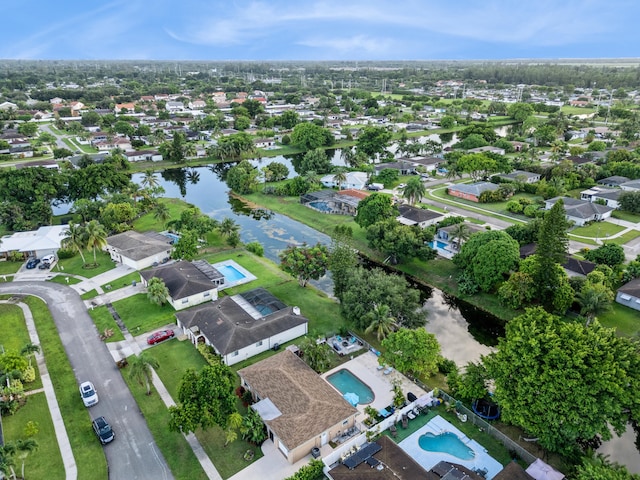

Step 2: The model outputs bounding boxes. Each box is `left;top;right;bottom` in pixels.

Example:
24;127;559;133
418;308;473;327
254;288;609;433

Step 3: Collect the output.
153;202;171;226
147;277;170;306
364;304;397;341
219;217;240;238
304;170;321;187
128;352;159;395
449;223;471;251
0;443;16;479
14;438;38;480
62;223;87;265
332;169;348;190
184;142;197;159
224;412;244;447
402;177;426;205
141;170;159;189
577;285;613;326
20;343;40;366
84;220;107;266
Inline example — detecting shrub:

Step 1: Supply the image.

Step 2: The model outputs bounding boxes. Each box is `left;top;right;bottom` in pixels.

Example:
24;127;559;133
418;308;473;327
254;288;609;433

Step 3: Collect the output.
245;242;264;256
523;205;540;217
438;358;457;375
506;200;523;214
56;248;76;259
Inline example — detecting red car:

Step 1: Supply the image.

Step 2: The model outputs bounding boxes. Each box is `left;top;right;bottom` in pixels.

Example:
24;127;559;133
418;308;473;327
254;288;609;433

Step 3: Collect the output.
146;329;175;345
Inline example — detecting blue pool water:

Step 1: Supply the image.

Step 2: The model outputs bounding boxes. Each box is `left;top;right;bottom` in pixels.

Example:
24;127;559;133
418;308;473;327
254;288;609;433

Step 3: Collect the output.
218;264;247;283
163;232;181;244
418;432;475;460
428;241;448;249
326;369;374;405
308;201;333;213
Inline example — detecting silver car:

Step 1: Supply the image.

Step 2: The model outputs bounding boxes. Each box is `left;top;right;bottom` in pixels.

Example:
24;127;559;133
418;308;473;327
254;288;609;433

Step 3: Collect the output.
79;381;99;407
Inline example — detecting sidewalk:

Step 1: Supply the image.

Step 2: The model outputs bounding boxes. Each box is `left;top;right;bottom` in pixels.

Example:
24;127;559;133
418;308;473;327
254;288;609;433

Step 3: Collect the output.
70;263;137;296
3;301;77;480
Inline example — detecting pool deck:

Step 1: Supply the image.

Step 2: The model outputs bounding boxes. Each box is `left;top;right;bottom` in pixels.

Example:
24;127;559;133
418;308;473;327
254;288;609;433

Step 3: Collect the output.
322;351;428;416
399;415;503;480
211;259;257;289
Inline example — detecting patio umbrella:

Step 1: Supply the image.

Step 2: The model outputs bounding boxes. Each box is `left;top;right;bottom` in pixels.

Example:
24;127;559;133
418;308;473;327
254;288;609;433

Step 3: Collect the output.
343;392;359;406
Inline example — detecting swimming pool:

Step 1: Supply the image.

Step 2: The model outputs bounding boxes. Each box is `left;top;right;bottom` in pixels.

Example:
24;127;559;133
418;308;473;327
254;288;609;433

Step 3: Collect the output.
163;232;181;244
308;201;333;213
419;431;475;460
326;369;374;405
428;240;448;250
218;264;247;283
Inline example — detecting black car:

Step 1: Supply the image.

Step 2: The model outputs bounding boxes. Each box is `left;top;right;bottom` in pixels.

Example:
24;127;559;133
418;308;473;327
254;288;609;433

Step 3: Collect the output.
38;262;51;270
92;416;115;444
25;258;40;269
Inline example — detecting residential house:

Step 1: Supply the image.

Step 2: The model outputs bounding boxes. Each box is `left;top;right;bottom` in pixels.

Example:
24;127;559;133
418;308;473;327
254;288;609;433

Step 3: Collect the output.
566;155;595;167
253;138;276;149
321;171;368;190
238;350;358;463
140;260;220;311
495;170;541;184
580;186;622;209
616;278;640;312
397;205;443;228
493;462;535;480
520;244;596;278
15;159;59;170
105;230;173;270
175;288;308;366
597;176;629;187
0;101;18;111
114;102;136;113
166;101;185;112
544;197;614;226
620;180;640;192
436;223;484;246
0;225;69;259
467;146;506;155
188;100;206;110
300;189;369;216
124;150;163;162
93;137;132;152
447;182;499;202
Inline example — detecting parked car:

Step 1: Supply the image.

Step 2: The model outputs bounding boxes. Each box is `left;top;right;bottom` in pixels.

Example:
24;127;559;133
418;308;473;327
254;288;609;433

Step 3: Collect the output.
397;183;406;189
146;329;175;345
38;262;50;270
92;416;114;444
25;258;40;269
41;254;55;265
79;381;99;407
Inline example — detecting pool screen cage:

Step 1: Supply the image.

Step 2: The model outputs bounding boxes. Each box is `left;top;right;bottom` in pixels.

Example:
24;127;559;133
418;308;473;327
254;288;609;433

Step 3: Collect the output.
240;288;287;313
300;189;335;205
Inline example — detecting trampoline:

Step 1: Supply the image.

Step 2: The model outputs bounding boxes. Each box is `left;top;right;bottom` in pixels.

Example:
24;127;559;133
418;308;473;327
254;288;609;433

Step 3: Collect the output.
472;399;501;420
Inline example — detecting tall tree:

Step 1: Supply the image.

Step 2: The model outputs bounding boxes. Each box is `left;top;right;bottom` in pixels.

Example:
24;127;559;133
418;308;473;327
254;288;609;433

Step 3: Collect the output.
168;363;237;434
354;193;397;229
62;223;87;265
533;200;571;311
129;352;160;395
84;220;107;266
363;304;397;341
279;243;329;287
328;233;358;301
486;307;640;456
380;328;441;377
356;126;392;160
146;277;170;306
402;177;426;205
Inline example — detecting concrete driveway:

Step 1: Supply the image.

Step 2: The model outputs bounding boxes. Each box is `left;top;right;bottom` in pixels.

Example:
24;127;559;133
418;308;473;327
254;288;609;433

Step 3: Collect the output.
0;281;173;480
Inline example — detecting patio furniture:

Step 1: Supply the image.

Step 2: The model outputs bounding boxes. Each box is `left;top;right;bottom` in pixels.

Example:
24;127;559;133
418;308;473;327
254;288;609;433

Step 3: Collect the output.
407;410;416;420
401;414;408;429
389;424;398;438
383;366;393;375
376;364;386;371
378;408;392;418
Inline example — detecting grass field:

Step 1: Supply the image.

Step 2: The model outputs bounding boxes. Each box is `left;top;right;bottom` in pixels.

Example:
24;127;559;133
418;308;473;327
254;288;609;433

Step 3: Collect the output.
110;294;176;335
612;210;640;223
598;303;640;337
608;229;640;245
133;197;193;232
101;271;140;291
47;275;82;286
57;250;116;278
561;105;597;116
570;222;626;238
88;306;125;342
0;261;21;275
0;303;33;352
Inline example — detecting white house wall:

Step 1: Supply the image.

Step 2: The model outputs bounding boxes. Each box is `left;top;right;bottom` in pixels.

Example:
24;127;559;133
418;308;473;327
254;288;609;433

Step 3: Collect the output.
170;289;219;311
224;322;308;366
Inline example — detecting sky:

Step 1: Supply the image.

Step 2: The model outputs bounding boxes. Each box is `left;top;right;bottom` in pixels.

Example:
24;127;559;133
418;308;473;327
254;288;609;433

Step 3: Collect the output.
1;0;638;61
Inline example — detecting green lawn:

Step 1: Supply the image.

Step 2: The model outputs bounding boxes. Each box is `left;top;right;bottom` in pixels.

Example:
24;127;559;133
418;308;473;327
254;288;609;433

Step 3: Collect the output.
56;250;116;278
121;359;209;480
608;229;640;246
20;296;108;480
612;210;640;223
88;305;125;342
80;289;98;300
561;105;597;116
430;187;539;220
0;260;21;275
203;250;348;336
598;303;640;337
133;198;192;232
1;393;65;480
570;222;626;238
144;340;265;478
101;271;141;291
0;303;32;351
47;275;82;286
110;294;176;335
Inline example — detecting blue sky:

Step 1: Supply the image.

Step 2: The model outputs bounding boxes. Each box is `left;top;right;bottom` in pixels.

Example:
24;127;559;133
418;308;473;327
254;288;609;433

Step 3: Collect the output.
2;0;637;61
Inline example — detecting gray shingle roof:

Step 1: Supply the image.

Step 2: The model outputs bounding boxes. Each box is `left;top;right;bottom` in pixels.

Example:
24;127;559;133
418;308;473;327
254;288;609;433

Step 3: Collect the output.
397;205;443;224
140;260;214;299
448;182;498;196
106;230;171;261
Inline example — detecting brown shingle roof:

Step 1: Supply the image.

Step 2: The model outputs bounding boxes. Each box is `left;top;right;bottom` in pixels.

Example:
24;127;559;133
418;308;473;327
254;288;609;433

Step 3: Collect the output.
175;296;307;355
140;260;214;299
238;350;357;450
493;461;535;480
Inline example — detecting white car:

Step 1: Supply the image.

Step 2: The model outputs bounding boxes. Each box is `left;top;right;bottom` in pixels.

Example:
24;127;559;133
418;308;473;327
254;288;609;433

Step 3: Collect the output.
41;254;55;265
79;381;99;407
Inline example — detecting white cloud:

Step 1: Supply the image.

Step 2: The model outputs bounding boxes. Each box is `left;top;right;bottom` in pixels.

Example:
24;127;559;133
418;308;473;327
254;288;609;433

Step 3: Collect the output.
297;35;394;55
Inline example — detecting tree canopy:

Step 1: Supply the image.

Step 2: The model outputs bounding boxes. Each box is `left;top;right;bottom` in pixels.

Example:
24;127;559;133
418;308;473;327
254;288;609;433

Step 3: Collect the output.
354;193;397;229
380;328;441;377
279;243;330;287
485;307;640;456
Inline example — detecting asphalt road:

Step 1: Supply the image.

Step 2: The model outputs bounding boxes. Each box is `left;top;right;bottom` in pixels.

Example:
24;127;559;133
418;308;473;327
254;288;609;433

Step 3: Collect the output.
39;123;69;149
0;282;173;480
